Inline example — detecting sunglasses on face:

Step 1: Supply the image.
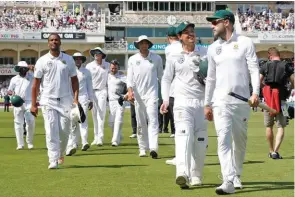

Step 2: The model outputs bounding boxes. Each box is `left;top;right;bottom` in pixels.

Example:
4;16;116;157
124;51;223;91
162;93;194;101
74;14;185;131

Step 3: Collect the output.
211;19;225;26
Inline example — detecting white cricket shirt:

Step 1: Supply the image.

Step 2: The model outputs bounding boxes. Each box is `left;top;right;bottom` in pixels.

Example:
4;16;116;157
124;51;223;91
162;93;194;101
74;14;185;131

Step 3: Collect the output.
85;60;110;90
162;46;208;103
165;41;182;58
107;71;127;101
34;52;77;99
77;67;94;102
127;51;163;100
204;32;260;106
8;73;33;101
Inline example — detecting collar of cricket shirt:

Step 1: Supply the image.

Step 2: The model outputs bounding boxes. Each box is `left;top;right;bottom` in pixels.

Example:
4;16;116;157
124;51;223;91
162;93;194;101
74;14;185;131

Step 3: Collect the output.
218;31;238;44
140;51;153;63
48;51;63;60
180;47;198;56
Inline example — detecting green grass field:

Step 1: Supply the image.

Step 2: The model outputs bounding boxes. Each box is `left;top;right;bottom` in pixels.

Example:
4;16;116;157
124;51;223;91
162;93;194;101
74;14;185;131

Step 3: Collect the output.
0;109;294;197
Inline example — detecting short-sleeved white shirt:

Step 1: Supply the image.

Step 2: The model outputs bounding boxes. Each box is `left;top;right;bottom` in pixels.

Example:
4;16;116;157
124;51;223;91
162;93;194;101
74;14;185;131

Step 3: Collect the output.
34;52;77;99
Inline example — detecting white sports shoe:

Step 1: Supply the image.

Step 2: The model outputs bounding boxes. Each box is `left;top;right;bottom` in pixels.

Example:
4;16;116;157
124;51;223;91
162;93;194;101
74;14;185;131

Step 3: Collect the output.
27;144;34;150
139;150;147;157
170;134;175;138
175;175;189;189
129;134;137;138
112;142;118;147
165;157;176;165
215;181;235;195
191;177;202;186
16;145;24;150
91;140;98;146
48;162;58;169
66;147;77;156
233;176;243;189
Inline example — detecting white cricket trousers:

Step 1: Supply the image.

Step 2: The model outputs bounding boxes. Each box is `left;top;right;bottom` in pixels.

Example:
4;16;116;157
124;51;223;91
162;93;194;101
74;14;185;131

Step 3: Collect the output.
108;100;125;144
213;104;250;182
92;89;107;144
174;98;208;180
135;97;159;152
13;101;35;147
67;95;89;148
41;97;72;163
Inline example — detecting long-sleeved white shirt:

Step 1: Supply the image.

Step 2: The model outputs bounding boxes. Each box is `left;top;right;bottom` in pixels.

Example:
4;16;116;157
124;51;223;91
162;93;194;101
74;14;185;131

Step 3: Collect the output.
204;32;260;106
127;51;163;100
85;60;110;90
161;46;208;103
77;67;94;102
165;41;182;98
107;71;127;101
8;73;33;101
165;40;182;58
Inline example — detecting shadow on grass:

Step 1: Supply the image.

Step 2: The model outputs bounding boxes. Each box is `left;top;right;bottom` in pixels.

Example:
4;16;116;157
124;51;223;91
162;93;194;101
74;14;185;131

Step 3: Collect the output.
0;136;15;139
283;156;294;159
185;183;219;190
74;152;134;157
63;164;148;169
86;147;139;152
206;160;264;166
237;181;294;194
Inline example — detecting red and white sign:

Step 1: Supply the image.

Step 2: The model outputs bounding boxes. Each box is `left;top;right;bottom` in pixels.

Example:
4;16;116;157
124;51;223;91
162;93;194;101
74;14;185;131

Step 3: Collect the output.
0;33;23;39
0;68;17;75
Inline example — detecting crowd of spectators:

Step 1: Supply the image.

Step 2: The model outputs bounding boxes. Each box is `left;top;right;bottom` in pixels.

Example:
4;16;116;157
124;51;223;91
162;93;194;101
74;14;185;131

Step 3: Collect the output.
0;3;103;33
238;8;294;32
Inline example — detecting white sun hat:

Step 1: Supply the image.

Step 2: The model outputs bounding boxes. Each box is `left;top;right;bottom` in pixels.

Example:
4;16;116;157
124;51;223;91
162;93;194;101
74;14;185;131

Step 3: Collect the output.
134;35;153;50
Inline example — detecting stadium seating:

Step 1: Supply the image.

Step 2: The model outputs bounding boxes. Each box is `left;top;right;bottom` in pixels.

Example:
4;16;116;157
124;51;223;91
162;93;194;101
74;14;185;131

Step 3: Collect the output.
238;9;294;32
0;4;102;33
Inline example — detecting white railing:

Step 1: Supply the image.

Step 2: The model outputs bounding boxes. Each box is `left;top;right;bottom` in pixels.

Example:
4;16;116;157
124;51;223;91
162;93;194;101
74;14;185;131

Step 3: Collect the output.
106;14;212;26
104;41;128;52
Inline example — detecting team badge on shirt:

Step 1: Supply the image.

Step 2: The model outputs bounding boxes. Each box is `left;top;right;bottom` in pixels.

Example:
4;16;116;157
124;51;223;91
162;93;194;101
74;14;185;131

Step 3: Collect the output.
216;46;222;55
177;55;185;64
233;44;239;50
61;60;67;64
136;60;140;66
148;59;153;64
47;61;53;67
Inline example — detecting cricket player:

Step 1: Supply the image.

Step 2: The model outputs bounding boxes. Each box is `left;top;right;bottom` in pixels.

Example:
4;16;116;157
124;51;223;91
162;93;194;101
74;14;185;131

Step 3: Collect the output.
107;60;127;147
86;47;110;146
127;35;163;158
204;10;260;194
66;52;94;156
8;61;35;150
31;33;79;169
165;26;208;167
161;22;208;189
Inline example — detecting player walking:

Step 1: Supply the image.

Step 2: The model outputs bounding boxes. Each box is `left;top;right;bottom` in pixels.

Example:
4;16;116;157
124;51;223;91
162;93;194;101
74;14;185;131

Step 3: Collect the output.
204;10;260;194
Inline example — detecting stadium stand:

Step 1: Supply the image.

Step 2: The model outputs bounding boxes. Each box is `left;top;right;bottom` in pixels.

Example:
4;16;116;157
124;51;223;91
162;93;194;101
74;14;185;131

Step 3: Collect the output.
0;2;103;33
238;8;294;32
